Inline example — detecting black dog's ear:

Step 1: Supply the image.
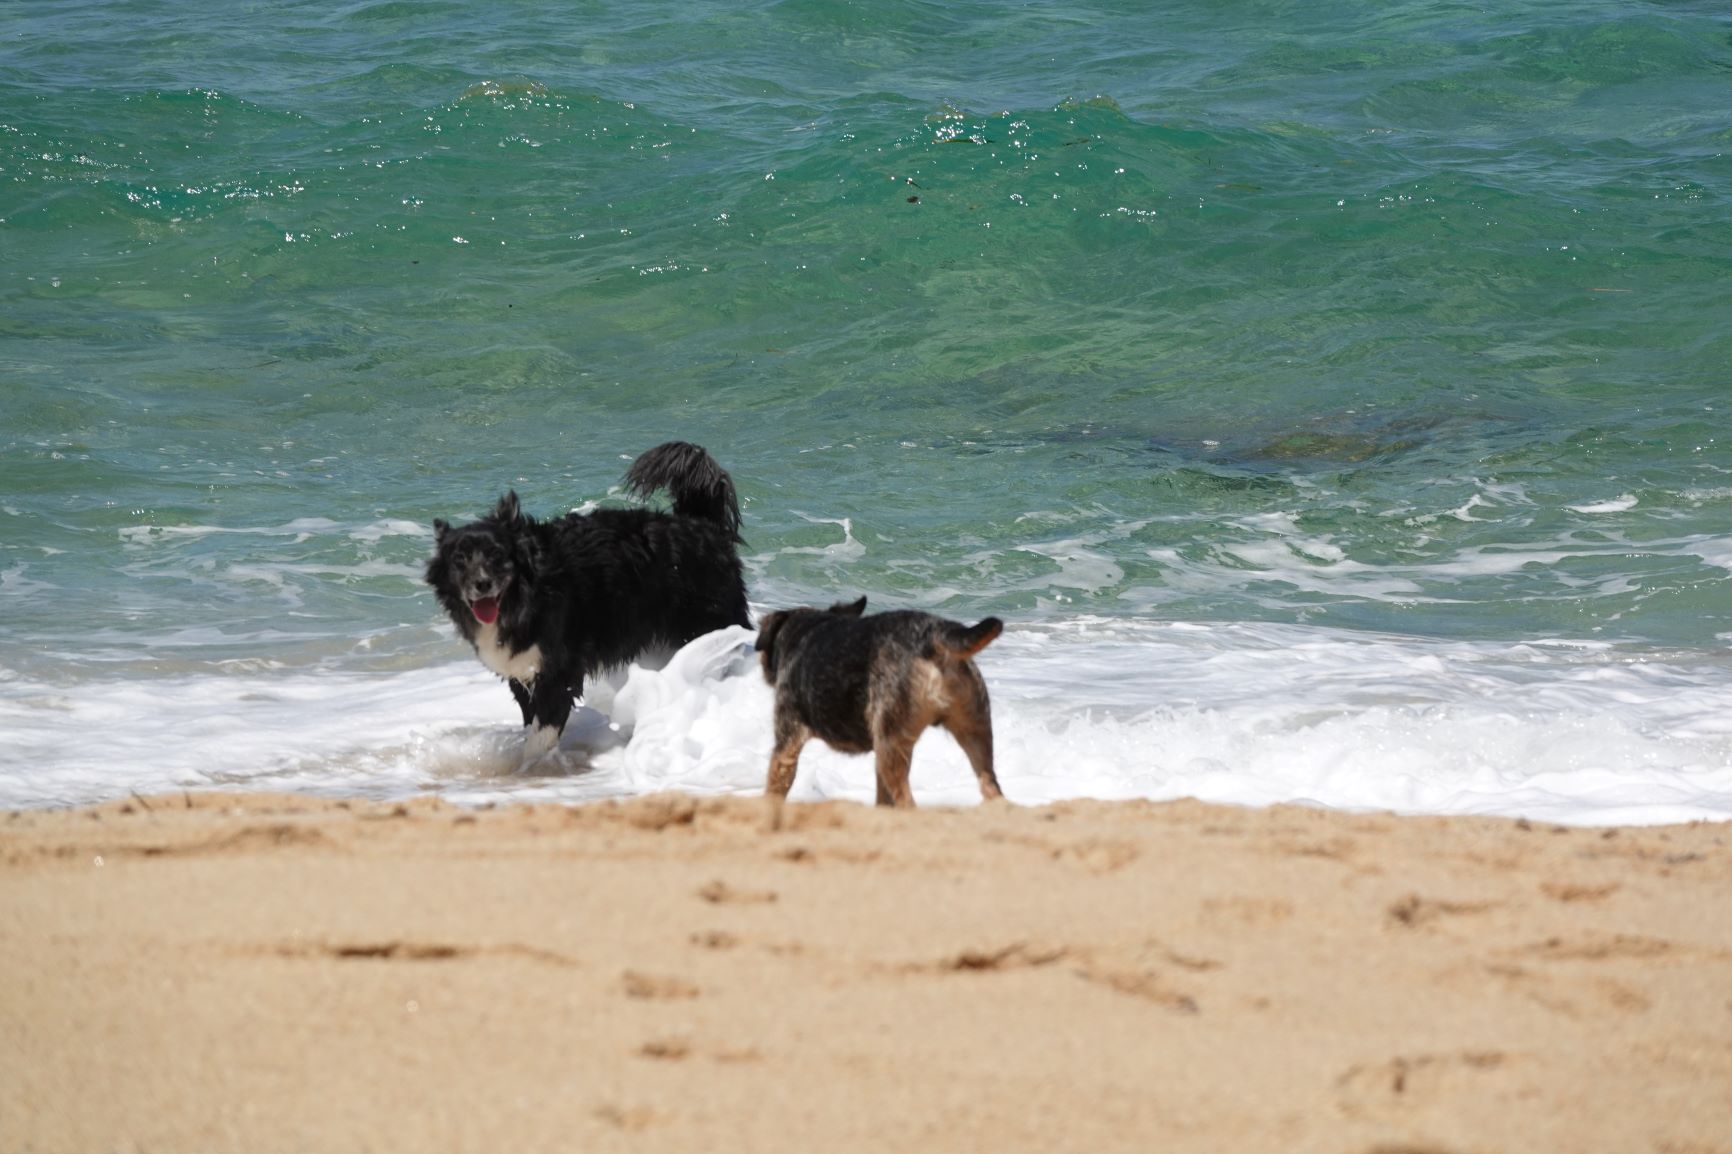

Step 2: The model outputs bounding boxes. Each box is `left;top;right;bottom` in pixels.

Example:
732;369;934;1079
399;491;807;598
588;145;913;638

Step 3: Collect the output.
828;596;867;617
432;518;449;544
755;611;788;682
493;490;523;524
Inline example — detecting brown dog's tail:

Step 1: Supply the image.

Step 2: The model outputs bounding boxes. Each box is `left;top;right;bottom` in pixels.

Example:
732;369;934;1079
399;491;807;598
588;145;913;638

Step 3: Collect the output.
937;616;1003;660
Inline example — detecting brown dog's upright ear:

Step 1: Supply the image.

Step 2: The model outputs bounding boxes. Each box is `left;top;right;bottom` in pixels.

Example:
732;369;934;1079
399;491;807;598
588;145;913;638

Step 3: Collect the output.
493;490;523;524
828;596;867;617
433;518;449;544
755;610;789;682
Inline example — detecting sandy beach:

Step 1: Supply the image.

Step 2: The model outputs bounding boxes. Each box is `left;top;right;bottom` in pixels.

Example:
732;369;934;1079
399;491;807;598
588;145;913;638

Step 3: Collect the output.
3;791;1729;1153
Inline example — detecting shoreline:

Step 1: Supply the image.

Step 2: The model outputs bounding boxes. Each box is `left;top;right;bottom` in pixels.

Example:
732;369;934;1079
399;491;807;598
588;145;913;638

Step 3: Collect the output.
4;791;1729;1152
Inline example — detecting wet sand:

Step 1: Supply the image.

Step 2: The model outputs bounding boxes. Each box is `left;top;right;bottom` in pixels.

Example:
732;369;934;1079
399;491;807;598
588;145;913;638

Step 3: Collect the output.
3;791;1729;1153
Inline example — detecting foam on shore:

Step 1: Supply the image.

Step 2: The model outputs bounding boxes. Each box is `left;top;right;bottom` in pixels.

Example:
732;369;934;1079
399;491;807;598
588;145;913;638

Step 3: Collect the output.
4;619;1729;824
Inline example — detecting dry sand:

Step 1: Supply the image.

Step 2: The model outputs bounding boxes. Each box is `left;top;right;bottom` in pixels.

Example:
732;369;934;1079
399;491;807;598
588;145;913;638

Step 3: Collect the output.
2;790;1729;1153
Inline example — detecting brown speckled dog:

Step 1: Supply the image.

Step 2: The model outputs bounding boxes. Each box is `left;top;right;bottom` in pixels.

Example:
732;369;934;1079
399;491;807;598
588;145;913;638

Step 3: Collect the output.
755;596;1004;810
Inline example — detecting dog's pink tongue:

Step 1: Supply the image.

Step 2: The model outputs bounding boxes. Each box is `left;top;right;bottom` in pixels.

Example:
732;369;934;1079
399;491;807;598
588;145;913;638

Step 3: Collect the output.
470;597;500;625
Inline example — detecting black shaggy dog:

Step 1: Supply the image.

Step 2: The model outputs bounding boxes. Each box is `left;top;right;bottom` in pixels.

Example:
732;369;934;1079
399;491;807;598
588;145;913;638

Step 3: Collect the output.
755;596;1005;811
426;442;751;761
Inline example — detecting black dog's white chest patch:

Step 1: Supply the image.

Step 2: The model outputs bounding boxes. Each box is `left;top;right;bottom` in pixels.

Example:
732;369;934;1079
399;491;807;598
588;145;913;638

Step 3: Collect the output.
471;620;544;684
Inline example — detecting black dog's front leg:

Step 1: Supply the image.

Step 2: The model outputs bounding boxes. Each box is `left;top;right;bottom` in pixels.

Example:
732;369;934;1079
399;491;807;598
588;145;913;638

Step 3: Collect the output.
519;670;577;763
509;679;534;726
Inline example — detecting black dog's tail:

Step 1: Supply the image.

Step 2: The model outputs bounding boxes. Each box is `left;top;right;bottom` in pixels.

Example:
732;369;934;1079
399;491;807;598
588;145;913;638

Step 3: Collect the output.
936;617;1003;660
622;441;743;542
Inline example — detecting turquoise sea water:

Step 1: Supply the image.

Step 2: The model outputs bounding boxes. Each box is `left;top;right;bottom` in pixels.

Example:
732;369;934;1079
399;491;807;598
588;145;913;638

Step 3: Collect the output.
3;1;1731;817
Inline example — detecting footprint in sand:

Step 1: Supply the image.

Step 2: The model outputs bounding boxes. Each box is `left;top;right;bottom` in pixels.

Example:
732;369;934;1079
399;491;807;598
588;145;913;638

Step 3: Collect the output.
593;1104;664;1131
697;879;778;905
1519;932;1678;961
637;1037;762;1064
1335;1051;1518;1120
939;942;1068;972
621;970;701;1000
1539;880;1621;903
1386;893;1499;928
1078;966;1201;1014
1468;962;1652;1018
265;939;578;967
1200;896;1293;927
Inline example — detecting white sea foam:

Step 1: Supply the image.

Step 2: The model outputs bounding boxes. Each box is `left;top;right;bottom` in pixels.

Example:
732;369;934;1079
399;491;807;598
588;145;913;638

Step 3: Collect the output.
1143;520;1732;610
1568;494;1638;514
2;618;1729;825
118;517;348;546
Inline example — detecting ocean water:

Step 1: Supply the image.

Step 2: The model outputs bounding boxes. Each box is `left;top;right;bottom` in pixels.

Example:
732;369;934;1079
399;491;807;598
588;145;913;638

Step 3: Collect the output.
3;0;1730;822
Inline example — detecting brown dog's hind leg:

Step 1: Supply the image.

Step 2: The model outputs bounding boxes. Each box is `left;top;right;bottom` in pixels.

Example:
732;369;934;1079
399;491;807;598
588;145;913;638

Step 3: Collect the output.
951;718;1002;801
873;736;918;808
763;713;811;831
946;665;1003;802
765;716;808;801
